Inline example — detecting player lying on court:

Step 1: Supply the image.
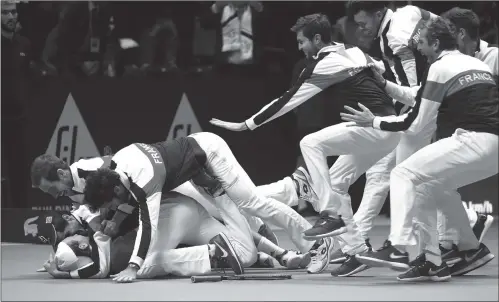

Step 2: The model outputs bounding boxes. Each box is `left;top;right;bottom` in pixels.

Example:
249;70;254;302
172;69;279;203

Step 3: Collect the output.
41;189;308;281
340;17;497;281
31;154;310;269
31;142;318;273
33;132;317;282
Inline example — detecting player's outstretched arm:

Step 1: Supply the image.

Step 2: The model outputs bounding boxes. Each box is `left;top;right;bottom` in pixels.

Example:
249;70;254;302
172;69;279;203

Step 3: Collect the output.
209;118;249;132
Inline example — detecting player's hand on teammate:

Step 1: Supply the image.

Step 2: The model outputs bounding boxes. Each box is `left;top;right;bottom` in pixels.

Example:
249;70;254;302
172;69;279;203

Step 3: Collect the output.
111;265;138;283
369;65;387;87
209;118;248;131
340;103;376;127
101;220;119;238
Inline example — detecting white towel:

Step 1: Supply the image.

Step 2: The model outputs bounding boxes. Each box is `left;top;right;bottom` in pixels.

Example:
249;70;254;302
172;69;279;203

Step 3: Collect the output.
220;4;253;64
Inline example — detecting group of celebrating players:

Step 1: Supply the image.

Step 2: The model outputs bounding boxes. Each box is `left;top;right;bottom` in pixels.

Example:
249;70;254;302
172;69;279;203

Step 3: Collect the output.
30;1;497;283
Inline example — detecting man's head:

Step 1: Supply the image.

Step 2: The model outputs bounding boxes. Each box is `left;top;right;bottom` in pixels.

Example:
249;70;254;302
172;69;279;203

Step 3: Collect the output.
54;234;93;271
346;1;387;37
1;1;17;33
441;8;480;55
417;17;458;63
84;168;129;212
36;211;86;251
31;155;75;199
290;13;332;58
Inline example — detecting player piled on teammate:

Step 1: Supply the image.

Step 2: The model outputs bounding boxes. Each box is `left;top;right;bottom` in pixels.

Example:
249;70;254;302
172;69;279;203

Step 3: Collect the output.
341;17;497;281
31;154;311;281
210;13;399;276
40;191;309;281
47;132;319;282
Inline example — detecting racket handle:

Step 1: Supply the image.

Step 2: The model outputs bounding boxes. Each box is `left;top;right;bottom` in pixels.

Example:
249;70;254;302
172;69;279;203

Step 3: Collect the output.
191;275;223;283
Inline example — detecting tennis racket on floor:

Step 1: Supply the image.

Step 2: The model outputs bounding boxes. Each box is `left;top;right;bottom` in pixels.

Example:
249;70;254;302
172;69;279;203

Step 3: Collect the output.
191;273;292;283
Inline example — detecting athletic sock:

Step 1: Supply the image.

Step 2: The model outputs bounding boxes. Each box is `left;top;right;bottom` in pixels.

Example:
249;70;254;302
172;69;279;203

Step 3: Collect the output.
207;244;216;257
257;237;286;258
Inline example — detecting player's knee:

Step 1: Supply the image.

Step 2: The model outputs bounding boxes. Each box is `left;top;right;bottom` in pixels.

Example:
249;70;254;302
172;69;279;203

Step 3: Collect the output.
390;165;417;184
299;135;316;151
240;248;258;267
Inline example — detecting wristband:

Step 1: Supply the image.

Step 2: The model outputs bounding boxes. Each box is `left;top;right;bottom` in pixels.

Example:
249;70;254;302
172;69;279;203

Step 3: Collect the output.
128;263;140;270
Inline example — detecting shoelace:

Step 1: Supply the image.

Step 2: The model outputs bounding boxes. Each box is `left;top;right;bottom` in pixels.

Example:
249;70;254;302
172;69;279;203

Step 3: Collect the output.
376;240;392;252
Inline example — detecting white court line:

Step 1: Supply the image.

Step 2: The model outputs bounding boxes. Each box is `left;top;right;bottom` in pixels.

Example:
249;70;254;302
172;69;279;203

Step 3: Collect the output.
1;243;31;246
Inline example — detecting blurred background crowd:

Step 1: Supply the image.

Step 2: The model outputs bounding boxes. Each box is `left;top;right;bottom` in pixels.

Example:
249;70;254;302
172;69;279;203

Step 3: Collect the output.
4;1;497;78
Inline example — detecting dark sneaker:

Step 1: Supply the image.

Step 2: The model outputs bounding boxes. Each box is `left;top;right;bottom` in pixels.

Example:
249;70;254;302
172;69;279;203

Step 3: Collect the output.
408;253;426;267
450;243;495;276
331;253;370;277
473;214;494;243
210;233;244;275
258;223;279;246
330;239;372;265
398;256;451;282
329;248;347;264
250;252;274;268
440;244;461;266
356;240;409;271
303;212;347;240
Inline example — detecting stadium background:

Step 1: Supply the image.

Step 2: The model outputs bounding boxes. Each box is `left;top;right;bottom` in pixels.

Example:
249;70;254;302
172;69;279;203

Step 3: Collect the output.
1;1;497;245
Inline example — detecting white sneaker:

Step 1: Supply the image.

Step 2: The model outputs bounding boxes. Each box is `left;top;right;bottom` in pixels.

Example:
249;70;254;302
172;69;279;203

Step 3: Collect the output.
307;237;333;274
292;167;318;203
277;250;312;269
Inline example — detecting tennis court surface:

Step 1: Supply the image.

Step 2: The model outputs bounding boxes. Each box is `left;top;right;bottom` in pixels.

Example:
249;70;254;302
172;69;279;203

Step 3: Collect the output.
2;218;497;301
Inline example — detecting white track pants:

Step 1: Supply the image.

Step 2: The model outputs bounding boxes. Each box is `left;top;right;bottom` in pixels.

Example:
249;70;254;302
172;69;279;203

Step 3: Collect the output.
354;121;435;240
299;123;400;253
173;182;265;234
191;132;313;254
389;129;498;264
138;194;227;278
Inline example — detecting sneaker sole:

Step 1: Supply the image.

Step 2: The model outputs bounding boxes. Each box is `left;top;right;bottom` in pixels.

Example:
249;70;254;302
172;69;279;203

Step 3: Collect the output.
335;264;370;277
356;255;409;271
397;275;451;282
479;216;494;243
329;257;347;264
303;226;348;240
218;232;244;275
451;253;495;276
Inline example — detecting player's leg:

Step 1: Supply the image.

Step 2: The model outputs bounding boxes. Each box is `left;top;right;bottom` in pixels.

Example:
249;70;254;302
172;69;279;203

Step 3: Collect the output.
363;125;436;266
189;132;315;254
174;180;277;245
354;150;395;241
359;130;498;280
138;192;247;277
298;123;400;239
326;154;387;277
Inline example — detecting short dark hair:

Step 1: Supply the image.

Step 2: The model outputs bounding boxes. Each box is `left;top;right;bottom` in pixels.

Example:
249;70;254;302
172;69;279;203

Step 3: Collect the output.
31;155;70;186
346;1;388;18
84;168;121;211
425;17;458;51
290;13;332;43
441;7;480;40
